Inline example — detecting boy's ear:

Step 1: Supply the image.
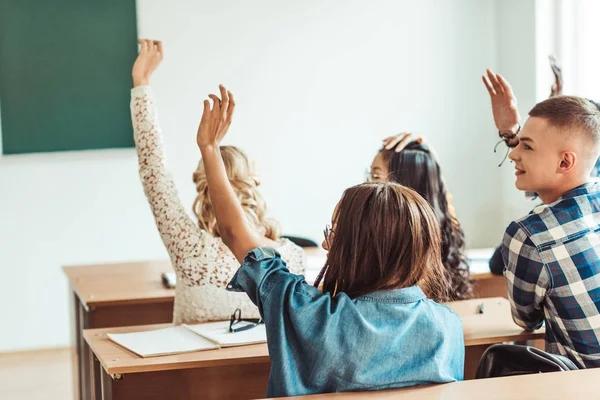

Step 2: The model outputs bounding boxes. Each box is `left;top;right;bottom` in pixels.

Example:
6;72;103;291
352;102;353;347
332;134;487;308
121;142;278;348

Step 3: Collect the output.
559;151;577;173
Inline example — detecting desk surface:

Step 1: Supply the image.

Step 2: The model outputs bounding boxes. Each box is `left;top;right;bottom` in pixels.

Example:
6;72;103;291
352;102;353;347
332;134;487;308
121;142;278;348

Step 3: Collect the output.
63;259;175;308
84;297;540;375
447;297;544;345
268;369;598;399
64;247;497;308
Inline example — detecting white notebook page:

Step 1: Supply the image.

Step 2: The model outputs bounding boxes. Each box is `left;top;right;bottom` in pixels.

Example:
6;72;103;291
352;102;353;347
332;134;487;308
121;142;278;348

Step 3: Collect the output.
107;325;219;357
184;320;267;347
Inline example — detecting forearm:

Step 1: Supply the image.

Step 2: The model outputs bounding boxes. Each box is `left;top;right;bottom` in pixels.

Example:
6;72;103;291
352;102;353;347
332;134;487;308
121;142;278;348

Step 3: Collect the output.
131;85;203;255
199;144;259;261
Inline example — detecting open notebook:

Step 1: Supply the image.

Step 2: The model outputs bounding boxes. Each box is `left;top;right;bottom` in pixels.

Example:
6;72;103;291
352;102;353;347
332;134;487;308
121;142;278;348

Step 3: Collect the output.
107;321;267;358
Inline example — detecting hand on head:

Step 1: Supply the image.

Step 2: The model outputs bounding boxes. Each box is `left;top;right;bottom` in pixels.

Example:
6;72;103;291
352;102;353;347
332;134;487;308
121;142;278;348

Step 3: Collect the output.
132;39;163;87
197;85;236;149
382;133;423;153
482;69;521;143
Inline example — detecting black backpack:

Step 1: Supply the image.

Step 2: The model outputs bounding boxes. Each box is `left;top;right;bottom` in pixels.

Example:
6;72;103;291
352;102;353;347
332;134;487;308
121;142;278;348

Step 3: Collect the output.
476;344;578;379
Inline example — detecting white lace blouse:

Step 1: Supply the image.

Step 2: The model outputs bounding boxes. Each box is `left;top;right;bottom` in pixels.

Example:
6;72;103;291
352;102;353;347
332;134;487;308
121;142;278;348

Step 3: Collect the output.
130;85;307;324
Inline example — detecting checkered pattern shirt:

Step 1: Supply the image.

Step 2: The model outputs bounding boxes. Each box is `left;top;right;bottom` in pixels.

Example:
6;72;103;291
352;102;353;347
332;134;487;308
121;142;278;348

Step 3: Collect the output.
502;182;600;368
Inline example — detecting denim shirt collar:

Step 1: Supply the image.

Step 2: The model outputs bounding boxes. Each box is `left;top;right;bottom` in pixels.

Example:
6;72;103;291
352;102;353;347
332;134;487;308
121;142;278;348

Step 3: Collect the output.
243;247;427;304
355;286;426;304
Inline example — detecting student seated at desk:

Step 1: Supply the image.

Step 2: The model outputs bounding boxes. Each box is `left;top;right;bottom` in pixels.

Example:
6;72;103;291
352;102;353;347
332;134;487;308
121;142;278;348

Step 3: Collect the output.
489;63;600;275
130;40;306;324
196;84;464;397
486;59;600;276
367;135;473;300
483;68;600;368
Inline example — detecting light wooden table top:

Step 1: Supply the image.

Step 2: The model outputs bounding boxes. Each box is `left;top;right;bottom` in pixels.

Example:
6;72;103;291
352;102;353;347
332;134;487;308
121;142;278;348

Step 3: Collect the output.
447;297;544;345
266;369;599;399
84;324;270;375
63;259;175;308
84;297;541;375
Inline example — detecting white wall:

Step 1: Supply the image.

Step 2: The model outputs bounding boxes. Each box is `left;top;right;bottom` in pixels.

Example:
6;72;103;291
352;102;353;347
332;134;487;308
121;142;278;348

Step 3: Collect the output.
494;0;540;227
1;0;505;351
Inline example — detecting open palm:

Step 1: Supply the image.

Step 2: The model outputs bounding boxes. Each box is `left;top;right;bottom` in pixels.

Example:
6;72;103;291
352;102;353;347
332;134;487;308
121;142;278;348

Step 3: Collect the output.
482;69;521;135
132;39;163;87
197;85;235;148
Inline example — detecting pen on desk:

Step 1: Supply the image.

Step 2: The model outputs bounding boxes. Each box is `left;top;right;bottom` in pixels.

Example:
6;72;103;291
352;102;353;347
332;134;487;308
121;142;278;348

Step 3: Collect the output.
478;303;485;314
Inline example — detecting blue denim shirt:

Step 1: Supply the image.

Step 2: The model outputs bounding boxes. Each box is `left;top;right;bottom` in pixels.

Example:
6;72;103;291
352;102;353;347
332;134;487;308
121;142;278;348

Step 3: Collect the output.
227;247;464;397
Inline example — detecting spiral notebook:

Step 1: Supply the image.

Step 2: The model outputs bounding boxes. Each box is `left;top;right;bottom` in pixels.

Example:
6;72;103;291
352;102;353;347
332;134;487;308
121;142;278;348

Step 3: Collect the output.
107;321;266;358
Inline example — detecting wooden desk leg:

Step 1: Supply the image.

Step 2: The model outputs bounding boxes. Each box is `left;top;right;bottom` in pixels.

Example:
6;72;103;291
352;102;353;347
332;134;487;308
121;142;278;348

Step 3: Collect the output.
89;348;103;400
79;302;92;400
70;288;83;400
100;369;114;400
464;344;489;380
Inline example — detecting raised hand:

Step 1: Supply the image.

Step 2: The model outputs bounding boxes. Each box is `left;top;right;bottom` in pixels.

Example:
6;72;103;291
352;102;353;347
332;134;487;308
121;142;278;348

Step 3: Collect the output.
132;39;163;87
197;85;235;149
382;133;423;153
549;55;563;98
482;69;521;139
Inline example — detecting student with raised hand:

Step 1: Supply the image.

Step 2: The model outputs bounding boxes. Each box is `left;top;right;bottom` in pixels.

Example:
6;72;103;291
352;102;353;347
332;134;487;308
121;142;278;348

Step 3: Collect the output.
483;67;600;368
368;133;473;301
485;61;600;275
197;85;464;397
130;39;306;325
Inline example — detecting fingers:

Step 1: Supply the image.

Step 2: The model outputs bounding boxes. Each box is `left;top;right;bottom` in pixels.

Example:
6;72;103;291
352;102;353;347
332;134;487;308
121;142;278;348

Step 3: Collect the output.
138;39;150;53
208;94;221;113
384;136;402;150
138;39;163;56
382;136;396;146
219;85;229;115
395;134;420;153
199;100;211;126
486;69;504;94
496;74;515;98
482;74;496;96
384;132;409;150
226;90;235;125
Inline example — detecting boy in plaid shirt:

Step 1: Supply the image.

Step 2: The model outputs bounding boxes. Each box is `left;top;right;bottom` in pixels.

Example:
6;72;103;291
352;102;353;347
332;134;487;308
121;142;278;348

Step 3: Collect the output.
483;69;600;368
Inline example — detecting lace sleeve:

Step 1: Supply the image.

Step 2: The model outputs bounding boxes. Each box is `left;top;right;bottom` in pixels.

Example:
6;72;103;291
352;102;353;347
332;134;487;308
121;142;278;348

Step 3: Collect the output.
130;85;205;265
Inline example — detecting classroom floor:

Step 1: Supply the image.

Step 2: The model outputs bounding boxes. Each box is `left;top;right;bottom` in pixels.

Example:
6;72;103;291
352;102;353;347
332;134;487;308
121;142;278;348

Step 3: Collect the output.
0;348;73;400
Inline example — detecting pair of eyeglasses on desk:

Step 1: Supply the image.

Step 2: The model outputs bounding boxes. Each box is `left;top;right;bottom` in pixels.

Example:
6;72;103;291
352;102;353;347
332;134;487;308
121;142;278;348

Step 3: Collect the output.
229;308;264;333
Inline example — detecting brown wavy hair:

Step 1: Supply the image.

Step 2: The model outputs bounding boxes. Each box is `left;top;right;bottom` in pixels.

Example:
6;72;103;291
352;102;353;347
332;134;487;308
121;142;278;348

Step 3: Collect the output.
380;142;473;300
192;146;279;240
314;182;451;302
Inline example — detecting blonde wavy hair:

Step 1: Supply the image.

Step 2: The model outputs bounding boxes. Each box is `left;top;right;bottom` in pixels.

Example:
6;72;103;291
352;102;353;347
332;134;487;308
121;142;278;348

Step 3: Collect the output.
192;146;280;240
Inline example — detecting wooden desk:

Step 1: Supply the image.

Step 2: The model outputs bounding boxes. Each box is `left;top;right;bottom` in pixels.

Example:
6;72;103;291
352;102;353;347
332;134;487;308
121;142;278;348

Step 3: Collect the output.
84;324;270;400
67;248;504;399
63;260;175;400
84;297;541;400
472;273;506;299
269;369;599;399
65;247;324;400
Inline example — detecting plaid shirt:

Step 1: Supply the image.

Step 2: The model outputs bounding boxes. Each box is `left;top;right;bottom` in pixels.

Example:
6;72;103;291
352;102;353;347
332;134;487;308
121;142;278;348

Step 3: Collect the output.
502;182;600;368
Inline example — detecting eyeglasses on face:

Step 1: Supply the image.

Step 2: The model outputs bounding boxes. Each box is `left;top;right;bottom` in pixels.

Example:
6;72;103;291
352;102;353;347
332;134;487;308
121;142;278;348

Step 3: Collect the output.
323;224;334;247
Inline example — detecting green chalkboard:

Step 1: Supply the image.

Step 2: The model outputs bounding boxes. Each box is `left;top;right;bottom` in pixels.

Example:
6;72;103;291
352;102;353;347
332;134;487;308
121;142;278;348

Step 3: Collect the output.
0;0;138;154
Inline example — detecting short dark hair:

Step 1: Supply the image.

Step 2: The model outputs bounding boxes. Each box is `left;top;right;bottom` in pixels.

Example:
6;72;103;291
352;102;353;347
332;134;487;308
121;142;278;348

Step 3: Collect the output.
314;182;451;302
529;96;600;144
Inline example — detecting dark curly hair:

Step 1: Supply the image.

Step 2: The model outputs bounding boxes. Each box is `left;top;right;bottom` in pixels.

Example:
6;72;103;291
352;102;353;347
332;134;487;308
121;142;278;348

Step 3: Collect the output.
380;142;473;301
